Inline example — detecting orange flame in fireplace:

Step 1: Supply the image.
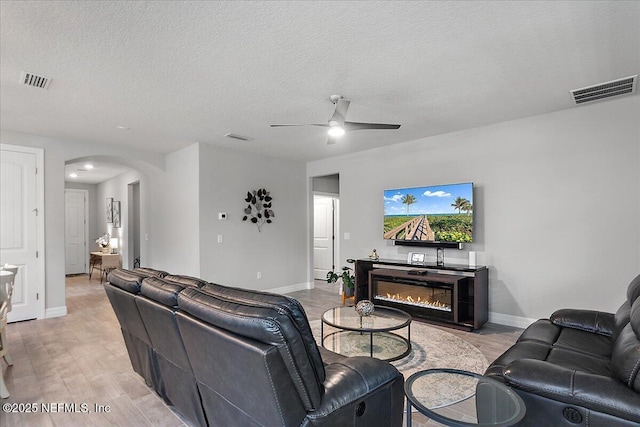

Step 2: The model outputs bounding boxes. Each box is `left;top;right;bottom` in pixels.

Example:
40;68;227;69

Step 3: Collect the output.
381;293;451;312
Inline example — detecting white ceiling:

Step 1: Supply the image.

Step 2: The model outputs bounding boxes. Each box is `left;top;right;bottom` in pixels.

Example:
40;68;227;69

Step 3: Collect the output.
64;161;131;184
1;1;639;162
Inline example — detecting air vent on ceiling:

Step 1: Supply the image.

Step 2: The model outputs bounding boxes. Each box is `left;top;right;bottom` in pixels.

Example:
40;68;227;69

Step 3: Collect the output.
570;75;636;105
224;133;254;141
20;71;51;89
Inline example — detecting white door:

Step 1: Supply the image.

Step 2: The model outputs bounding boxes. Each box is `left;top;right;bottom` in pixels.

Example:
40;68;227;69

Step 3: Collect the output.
65;189;86;274
313;195;336;280
0;149;39;322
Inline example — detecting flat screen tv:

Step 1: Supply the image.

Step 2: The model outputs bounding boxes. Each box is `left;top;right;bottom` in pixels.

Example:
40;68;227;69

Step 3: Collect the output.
383;182;473;243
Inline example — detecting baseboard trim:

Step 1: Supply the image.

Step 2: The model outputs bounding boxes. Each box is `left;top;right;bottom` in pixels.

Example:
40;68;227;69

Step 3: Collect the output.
45;306;67;319
489;312;537;329
268;282;314;294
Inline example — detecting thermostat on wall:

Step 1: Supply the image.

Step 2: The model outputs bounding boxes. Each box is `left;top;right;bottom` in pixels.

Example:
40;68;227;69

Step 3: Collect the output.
218;212;227;220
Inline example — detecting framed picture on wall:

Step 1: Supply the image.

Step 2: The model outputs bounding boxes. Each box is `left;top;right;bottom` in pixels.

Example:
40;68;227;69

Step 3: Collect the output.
106;197;113;223
113;201;121;228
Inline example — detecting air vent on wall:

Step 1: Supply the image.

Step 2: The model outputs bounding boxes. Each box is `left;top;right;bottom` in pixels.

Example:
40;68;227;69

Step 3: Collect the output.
20;71;51;89
224;133;254;141
570;75;636;105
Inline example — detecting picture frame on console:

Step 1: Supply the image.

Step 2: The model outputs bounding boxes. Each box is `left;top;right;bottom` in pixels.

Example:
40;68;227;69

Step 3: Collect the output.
407;252;426;264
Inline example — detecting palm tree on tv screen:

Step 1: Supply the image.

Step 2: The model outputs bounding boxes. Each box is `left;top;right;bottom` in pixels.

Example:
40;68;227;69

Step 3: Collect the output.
451;197;471;214
462;200;473;215
401;194;417;214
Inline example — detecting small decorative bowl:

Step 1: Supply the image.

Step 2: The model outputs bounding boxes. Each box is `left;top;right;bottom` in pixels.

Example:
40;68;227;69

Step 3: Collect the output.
355;300;375;317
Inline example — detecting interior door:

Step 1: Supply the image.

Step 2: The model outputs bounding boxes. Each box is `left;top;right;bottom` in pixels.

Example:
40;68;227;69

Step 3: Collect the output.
313;195;335;280
65;189;86;274
0;149;39;322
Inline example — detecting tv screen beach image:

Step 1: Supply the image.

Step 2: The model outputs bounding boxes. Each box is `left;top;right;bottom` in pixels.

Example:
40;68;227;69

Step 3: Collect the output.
383;183;473;242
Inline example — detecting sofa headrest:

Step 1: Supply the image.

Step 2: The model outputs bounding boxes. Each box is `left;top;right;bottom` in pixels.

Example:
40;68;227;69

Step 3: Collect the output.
164;274;208;288
107;268;144;293
632;297;640;339
627;273;640;306
134;267;169;278
141;277;186;308
611;297;640;392
178;287;325;410
200;283;325;383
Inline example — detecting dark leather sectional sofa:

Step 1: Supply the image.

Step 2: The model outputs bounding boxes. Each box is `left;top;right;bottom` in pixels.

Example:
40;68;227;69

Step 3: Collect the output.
104;267;404;427
486;273;640;426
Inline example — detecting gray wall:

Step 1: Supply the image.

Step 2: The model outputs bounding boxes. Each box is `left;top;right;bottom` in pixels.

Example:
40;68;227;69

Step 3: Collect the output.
198;144;308;291
307;95;640;327
151;144;201;275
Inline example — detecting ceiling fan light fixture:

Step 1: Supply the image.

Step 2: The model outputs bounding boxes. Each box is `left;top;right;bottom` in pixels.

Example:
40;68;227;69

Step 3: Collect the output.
328;122;345;137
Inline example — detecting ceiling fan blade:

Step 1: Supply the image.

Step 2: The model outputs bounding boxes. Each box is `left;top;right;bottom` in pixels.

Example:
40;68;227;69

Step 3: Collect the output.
329;99;350;126
270;124;308;127
344;121;401;131
270;124;329;127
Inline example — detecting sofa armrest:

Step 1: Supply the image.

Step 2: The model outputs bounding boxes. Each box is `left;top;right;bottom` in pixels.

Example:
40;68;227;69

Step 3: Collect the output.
504;359;640;422
304;356;404;426
550;308;615;336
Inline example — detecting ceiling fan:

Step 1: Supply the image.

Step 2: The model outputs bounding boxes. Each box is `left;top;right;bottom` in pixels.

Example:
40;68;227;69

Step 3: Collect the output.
270;95;401;144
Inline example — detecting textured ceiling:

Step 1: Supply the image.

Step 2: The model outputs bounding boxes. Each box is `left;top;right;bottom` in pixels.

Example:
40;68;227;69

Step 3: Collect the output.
1;1;639;162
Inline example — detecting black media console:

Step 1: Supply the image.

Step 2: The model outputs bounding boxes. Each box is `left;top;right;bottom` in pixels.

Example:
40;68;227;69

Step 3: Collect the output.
354;258;488;331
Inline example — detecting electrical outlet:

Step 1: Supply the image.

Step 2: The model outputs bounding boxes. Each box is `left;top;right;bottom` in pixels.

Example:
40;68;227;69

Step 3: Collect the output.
344;232;350;240
257;272;262;279
217;235;223;243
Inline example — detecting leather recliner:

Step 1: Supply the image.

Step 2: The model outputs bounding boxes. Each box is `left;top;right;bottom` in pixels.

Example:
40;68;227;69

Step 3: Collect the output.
104;268;167;387
106;268;404;426
485;273;640;426
135;276;207;426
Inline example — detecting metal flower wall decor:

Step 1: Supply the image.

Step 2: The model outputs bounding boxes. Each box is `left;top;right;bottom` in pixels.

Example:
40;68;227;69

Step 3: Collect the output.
242;188;274;232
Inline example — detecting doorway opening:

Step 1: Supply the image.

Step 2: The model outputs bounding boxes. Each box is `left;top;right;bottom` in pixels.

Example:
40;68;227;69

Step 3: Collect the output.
128;182;141;268
311;174;340;283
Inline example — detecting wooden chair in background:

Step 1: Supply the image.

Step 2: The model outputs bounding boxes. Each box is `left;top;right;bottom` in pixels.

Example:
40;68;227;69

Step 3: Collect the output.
90;252;121;283
0;270;15;399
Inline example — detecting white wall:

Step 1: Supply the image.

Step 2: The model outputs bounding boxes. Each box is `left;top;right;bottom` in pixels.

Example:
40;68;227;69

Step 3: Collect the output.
307;96;640;326
198;144;308;291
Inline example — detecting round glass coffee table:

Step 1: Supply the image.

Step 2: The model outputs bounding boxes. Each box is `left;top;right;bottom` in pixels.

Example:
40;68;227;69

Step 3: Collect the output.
321;305;411;362
404;368;525;427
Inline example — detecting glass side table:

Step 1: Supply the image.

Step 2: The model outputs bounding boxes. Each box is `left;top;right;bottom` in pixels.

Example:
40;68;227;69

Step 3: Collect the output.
321;305;411;362
405;368;525;427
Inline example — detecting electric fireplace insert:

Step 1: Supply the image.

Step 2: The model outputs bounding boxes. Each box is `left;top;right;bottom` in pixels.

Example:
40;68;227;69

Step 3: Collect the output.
369;268;470;325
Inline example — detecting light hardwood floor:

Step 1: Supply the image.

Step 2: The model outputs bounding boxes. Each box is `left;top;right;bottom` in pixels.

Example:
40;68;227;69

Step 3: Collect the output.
0;275;521;426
